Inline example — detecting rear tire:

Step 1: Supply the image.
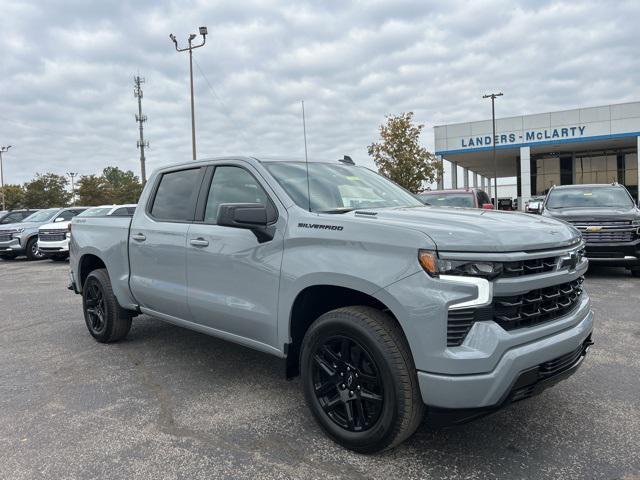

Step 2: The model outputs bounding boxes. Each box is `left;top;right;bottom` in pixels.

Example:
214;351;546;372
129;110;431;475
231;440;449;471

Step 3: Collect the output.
25;237;46;261
300;306;424;453
82;268;132;342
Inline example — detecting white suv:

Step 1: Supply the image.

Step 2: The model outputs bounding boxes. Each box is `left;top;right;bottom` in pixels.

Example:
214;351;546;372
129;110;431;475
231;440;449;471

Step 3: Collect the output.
38;204;136;260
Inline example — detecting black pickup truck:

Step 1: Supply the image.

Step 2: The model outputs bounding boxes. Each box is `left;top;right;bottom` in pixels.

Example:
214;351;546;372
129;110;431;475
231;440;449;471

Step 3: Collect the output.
541;183;640;276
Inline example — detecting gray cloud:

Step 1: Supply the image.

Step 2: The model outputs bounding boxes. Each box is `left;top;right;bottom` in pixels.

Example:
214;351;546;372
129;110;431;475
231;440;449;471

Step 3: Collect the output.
1;0;639;185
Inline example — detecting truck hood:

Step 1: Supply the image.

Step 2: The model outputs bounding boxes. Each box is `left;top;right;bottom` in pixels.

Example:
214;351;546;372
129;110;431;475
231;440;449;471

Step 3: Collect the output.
352;206;581;252
0;221;41;232
39;221;71;231
543;206;640;223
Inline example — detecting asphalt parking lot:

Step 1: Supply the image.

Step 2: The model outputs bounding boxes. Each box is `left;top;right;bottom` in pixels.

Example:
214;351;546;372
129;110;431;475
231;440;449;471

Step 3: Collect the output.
1;259;639;480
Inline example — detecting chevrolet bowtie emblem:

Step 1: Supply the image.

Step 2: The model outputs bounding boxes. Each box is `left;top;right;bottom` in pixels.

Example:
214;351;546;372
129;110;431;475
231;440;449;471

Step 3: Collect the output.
585;226;602;232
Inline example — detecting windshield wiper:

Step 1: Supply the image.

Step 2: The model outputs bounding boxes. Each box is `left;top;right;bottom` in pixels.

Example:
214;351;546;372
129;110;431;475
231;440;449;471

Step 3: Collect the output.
318;208;355;214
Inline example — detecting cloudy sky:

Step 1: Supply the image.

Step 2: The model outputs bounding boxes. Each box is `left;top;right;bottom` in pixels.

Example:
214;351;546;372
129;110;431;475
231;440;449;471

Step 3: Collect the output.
2;0;640;185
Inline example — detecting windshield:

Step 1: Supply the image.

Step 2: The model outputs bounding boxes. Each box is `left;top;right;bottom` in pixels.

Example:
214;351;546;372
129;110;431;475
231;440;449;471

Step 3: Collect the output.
546;187;634;209
22;208;59;223
419;192;474;208
264;162;423;212
78;207;113;217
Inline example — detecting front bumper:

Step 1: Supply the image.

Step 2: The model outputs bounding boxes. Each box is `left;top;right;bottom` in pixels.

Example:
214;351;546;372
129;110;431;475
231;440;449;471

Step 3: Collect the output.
584;239;640;267
417;306;593;410
426;334;593;425
37;238;70;256
0;238;24;254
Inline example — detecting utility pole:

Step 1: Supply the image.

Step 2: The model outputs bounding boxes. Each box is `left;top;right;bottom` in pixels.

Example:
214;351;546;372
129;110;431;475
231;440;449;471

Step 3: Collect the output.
483;92;503;210
0;145;12;211
169;26;208;161
67;172;77;206
134;76;149;183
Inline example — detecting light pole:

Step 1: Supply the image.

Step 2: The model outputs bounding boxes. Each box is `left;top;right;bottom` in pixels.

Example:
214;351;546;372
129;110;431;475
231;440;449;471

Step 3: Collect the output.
482;92;503;209
0;145;12;211
67;172;77;206
169;26;208;161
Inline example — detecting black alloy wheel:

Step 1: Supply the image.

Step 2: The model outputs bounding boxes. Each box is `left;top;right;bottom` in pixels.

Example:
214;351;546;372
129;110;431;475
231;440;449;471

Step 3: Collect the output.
311;335;384;432
81;268;132;343
84;280;107;336
301;306;424;453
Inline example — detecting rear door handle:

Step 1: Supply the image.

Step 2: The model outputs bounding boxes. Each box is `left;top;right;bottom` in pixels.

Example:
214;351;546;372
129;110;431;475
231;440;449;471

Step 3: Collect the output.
190;238;209;247
131;233;146;242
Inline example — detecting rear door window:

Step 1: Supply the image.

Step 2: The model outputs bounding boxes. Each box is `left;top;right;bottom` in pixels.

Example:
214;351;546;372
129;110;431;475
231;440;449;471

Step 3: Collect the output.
150;168;202;221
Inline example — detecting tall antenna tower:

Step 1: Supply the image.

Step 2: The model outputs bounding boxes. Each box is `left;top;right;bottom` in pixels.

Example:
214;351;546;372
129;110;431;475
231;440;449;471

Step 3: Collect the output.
134;76;149;183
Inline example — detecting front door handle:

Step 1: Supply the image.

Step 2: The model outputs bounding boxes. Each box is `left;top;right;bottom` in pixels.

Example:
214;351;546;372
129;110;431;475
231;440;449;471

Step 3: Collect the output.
190;238;209;247
131;233;146;242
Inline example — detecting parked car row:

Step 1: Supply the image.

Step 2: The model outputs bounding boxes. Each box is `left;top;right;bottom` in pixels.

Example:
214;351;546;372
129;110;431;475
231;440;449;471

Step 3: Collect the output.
0;205;136;261
418;183;640;276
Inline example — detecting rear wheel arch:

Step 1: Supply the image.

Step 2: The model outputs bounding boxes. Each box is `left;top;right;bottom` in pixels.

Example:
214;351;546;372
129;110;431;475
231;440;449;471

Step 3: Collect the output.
78;254;107;292
285;285;408;378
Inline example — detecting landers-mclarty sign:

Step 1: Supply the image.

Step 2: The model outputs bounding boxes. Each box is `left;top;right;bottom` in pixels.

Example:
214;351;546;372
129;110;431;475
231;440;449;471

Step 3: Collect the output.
461;125;587;148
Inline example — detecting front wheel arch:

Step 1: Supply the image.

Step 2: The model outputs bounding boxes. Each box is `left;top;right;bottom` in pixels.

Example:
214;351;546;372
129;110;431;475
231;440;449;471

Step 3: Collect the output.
285;285;408;379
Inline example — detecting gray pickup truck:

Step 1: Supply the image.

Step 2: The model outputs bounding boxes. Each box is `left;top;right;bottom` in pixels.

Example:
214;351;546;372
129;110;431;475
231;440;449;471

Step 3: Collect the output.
69;157;593;453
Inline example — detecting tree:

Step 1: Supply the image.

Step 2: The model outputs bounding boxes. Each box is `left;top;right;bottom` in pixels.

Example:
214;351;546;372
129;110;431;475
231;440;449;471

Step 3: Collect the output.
102;166;143;204
23;173;71;208
367;112;440;193
0;184;25;210
77;174;110;206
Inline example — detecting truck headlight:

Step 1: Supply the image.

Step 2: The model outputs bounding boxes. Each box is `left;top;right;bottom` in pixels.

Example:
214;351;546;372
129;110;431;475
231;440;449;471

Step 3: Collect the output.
12;228;24;238
419;250;502;279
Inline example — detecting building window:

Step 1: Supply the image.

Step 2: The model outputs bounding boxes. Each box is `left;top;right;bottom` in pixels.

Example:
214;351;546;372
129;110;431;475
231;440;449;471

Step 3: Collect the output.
574;155;619;184
532;157;561;194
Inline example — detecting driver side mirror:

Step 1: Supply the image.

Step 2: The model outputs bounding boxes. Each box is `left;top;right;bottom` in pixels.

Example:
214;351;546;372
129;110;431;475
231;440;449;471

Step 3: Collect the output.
217;203;275;243
482;203;494;210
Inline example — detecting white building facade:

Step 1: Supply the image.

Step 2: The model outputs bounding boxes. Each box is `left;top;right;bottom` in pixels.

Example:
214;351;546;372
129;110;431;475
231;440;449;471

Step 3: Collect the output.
434;101;640;208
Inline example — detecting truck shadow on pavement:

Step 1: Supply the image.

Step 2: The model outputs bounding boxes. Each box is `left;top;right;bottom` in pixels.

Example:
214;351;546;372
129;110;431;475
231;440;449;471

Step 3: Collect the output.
106;312;631;479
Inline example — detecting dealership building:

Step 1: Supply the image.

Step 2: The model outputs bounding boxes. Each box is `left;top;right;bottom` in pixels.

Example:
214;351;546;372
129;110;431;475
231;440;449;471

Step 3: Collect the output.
434;101;640;208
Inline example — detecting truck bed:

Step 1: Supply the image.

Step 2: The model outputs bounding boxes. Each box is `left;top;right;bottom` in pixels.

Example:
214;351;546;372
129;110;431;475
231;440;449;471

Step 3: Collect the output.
70;215;135;309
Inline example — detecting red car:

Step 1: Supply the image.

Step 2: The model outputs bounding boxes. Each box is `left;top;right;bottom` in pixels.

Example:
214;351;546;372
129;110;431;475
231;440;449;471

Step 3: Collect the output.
417;188;494;209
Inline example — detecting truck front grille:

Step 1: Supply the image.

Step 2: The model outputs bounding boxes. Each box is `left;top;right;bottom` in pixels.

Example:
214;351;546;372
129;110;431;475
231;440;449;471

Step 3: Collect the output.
39;230;66;242
0;234;12;242
502;256;558;277
568;220;638;244
493;277;584;330
447;277;584;347
581;230;635;243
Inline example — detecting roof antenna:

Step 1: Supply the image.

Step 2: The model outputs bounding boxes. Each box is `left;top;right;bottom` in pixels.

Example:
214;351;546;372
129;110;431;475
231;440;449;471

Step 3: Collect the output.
301;100;311;212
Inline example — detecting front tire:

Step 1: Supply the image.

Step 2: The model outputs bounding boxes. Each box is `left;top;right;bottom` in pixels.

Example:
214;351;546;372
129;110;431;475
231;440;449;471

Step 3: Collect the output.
82;268;132;342
25;237;46;261
300;306;424;453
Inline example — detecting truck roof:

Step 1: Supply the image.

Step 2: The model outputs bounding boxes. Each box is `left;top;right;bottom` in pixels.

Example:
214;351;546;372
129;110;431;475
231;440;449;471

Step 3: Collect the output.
156;156;357;172
551;183;624;189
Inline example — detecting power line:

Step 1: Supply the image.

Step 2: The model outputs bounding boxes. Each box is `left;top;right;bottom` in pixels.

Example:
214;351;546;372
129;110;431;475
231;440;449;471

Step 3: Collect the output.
134;76;149;183
192;58;253;150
